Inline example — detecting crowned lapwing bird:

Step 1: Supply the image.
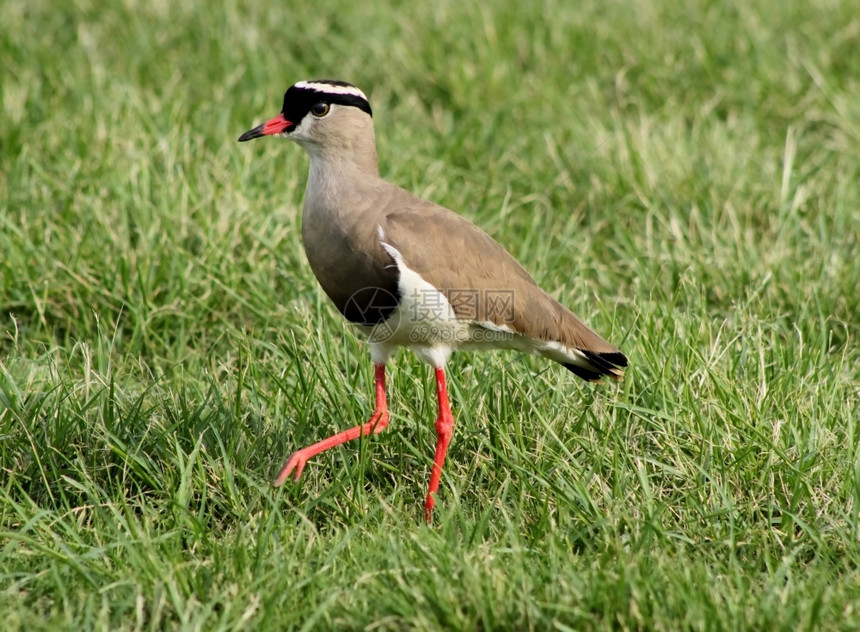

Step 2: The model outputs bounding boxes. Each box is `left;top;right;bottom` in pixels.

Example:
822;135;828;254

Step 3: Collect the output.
239;80;627;521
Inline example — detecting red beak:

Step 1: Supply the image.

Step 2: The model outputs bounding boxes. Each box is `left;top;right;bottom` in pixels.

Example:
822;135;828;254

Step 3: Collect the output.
238;113;293;142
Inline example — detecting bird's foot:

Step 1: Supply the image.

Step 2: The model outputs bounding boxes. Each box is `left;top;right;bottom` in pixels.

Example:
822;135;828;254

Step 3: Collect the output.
273;451;309;486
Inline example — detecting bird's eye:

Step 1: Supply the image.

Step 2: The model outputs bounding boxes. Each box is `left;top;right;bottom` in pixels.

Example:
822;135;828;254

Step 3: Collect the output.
310;102;330;117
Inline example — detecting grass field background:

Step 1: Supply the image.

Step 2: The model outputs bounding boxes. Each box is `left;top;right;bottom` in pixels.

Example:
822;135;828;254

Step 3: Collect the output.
2;0;859;629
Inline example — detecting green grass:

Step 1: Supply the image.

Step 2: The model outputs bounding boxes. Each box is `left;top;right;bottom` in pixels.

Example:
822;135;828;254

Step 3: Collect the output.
2;0;859;629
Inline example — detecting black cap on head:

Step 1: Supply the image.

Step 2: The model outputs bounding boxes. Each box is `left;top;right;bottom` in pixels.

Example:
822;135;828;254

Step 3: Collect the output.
282;80;372;123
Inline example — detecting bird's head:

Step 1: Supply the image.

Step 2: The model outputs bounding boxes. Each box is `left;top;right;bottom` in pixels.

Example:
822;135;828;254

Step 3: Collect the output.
238;80;373;153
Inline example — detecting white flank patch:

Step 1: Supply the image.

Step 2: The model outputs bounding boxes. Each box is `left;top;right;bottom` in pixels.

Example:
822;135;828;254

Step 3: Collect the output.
361;241;540;367
366;242;462;367
294;81;368;101
540;339;593;370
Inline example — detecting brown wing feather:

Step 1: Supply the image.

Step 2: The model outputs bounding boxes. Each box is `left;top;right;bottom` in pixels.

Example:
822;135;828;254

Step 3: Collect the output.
381;192;626;370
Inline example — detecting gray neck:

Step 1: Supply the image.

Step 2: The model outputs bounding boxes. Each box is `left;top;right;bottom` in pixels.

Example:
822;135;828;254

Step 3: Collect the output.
301;133;381;216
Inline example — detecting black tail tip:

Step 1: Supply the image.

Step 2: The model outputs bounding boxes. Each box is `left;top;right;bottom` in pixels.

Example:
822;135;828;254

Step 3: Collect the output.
563;350;628;382
600;351;628;368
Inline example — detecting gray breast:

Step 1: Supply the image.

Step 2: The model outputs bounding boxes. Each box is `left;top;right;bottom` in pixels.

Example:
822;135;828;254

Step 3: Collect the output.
301;208;400;326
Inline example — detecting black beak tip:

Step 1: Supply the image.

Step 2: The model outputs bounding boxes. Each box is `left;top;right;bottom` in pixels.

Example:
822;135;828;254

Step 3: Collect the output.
238;125;264;142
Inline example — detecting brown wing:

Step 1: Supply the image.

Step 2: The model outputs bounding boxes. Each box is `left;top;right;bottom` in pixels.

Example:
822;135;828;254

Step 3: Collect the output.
381;192;627;379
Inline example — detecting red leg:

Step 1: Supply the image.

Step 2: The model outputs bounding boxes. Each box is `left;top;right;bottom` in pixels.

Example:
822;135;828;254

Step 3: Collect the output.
273;364;389;486
424;367;455;522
